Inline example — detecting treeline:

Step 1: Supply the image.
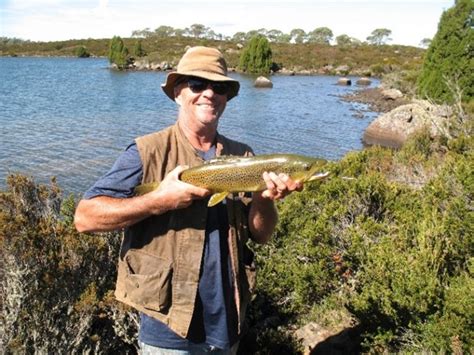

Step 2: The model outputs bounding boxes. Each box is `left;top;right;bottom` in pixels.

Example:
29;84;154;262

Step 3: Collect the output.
130;24;407;47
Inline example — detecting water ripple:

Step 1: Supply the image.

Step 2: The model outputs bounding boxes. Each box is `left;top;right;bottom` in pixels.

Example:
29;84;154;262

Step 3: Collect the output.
0;57;378;194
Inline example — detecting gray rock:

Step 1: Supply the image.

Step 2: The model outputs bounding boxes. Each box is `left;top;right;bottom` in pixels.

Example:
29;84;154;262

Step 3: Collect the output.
254;76;273;88
363;100;452;148
356;77;372;86
381;88;403;100
337;77;352;86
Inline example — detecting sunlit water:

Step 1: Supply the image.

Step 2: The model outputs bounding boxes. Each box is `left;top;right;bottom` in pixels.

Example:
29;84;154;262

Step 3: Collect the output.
0;57;378;194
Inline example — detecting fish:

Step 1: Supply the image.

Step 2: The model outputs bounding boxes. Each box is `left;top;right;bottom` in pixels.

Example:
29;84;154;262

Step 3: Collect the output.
134;153;330;207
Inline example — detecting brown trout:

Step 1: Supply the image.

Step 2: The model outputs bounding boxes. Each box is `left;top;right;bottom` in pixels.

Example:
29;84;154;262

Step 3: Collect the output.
134;154;329;206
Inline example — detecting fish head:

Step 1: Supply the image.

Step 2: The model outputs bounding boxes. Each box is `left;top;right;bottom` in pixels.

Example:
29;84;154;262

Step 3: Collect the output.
284;155;329;183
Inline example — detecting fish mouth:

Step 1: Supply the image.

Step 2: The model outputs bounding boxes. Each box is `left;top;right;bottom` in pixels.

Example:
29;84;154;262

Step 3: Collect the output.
308;171;330;182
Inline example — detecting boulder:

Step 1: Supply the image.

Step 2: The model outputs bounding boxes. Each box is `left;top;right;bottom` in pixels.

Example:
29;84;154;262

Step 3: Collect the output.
295;322;333;354
363;100;452;148
133;59;150;70
356;77;372;86
254;76;273;88
381;88;403;100
337;77;351;86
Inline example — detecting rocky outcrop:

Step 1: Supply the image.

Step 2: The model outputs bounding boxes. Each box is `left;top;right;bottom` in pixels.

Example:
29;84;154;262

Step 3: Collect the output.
363;100;452;148
254;76;273;88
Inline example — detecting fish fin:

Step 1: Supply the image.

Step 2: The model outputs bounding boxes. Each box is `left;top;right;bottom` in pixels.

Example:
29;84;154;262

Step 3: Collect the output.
307;172;330;182
208;192;229;207
134;182;159;195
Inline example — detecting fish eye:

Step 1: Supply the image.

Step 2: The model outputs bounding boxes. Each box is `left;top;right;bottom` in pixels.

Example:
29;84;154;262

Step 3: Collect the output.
303;163;311;170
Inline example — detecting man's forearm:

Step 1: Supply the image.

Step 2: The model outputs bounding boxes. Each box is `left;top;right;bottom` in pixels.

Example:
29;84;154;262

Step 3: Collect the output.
74;193;170;233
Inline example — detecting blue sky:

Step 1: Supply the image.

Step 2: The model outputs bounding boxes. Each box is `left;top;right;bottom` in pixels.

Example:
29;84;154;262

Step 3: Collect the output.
0;0;454;46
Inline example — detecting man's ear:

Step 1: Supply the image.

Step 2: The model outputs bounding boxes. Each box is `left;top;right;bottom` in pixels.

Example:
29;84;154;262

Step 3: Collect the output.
174;86;182;105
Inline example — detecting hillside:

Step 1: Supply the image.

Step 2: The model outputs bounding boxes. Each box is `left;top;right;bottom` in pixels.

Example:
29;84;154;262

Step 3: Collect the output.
0;36;424;77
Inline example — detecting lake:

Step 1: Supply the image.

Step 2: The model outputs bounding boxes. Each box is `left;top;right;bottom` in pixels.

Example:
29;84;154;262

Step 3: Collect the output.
0;57;379;194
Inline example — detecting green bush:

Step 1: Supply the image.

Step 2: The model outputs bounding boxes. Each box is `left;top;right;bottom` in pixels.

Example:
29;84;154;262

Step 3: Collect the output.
243;132;473;353
75;45;90;58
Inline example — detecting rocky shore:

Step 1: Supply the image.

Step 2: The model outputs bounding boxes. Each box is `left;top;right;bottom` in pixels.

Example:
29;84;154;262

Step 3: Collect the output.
342;87;453;149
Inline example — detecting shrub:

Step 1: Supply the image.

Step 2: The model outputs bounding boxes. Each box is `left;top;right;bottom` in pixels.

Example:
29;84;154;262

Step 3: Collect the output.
75;45;90;58
0;175;138;353
243;132;473;352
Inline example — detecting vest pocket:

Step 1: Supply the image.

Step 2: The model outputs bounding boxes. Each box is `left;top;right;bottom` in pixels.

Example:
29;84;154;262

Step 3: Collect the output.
122;250;173;312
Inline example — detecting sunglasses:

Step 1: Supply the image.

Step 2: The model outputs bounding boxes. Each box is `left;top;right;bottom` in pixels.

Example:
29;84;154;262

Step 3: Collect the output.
184;77;230;96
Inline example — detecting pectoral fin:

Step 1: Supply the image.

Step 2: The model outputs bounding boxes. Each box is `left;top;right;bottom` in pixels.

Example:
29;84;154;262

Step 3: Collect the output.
208;192;229;207
134;182;159;195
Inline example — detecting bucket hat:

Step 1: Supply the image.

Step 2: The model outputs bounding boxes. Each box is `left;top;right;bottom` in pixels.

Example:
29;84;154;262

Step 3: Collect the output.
161;46;240;101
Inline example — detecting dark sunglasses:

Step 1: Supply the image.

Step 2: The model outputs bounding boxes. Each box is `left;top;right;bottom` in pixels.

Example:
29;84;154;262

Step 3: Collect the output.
185;77;230;96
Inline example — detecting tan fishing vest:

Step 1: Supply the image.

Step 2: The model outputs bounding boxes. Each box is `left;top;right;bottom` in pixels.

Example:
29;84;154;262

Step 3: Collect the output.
114;123;256;338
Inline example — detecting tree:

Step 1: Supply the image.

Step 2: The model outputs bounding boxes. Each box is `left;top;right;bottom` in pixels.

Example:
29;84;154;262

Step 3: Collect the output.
238;35;273;74
108;36;129;70
154;25;175;38
75;46;90;58
266;29;284;43
133;40;146;58
366;28;392;45
308;27;333;44
335;34;352;47
187;23;207;38
417;0;474;104
290;28;307;43
232;32;246;42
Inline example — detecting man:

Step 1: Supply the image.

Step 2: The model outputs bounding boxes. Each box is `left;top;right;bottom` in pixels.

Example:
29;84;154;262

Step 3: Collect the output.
74;46;302;354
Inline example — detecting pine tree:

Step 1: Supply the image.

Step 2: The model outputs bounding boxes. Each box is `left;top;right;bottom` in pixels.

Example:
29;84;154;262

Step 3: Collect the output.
238;35;273;74
108;36;129;70
133;40;146;58
417;0;474;104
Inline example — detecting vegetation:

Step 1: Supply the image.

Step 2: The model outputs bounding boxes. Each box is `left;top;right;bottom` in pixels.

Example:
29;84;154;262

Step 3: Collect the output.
366;28;392;45
0;26;425;78
108;36;130;69
238;35;273;74
1;2;472;352
240;126;473;353
417;0;474;105
0;176;138;352
75;45;90;58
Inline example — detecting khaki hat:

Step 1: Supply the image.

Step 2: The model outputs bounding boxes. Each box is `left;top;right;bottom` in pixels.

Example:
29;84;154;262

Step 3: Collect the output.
161;46;240;101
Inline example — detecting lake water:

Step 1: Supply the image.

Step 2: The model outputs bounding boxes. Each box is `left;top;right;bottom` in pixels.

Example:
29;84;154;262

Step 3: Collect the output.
0;57;379;194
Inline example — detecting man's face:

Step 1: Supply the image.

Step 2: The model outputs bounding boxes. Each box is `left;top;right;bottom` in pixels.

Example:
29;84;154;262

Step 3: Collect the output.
175;77;229;129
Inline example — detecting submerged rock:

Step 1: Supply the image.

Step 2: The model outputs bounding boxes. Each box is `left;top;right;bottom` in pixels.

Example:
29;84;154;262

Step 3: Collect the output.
254;76;273;88
337;77;351;86
356;77;372;86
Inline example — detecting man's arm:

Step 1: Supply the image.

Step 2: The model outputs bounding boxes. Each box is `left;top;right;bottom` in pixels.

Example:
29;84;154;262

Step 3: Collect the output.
248;172;303;244
74;166;210;233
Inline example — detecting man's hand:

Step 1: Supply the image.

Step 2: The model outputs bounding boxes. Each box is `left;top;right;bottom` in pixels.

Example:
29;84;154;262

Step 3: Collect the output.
150;165;211;212
260;172;303;201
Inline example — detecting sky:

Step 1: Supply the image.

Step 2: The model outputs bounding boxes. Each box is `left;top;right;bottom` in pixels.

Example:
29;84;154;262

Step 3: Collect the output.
0;0;455;47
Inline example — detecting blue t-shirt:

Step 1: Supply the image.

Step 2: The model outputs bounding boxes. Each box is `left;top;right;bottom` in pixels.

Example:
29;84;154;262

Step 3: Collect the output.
84;143;238;350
